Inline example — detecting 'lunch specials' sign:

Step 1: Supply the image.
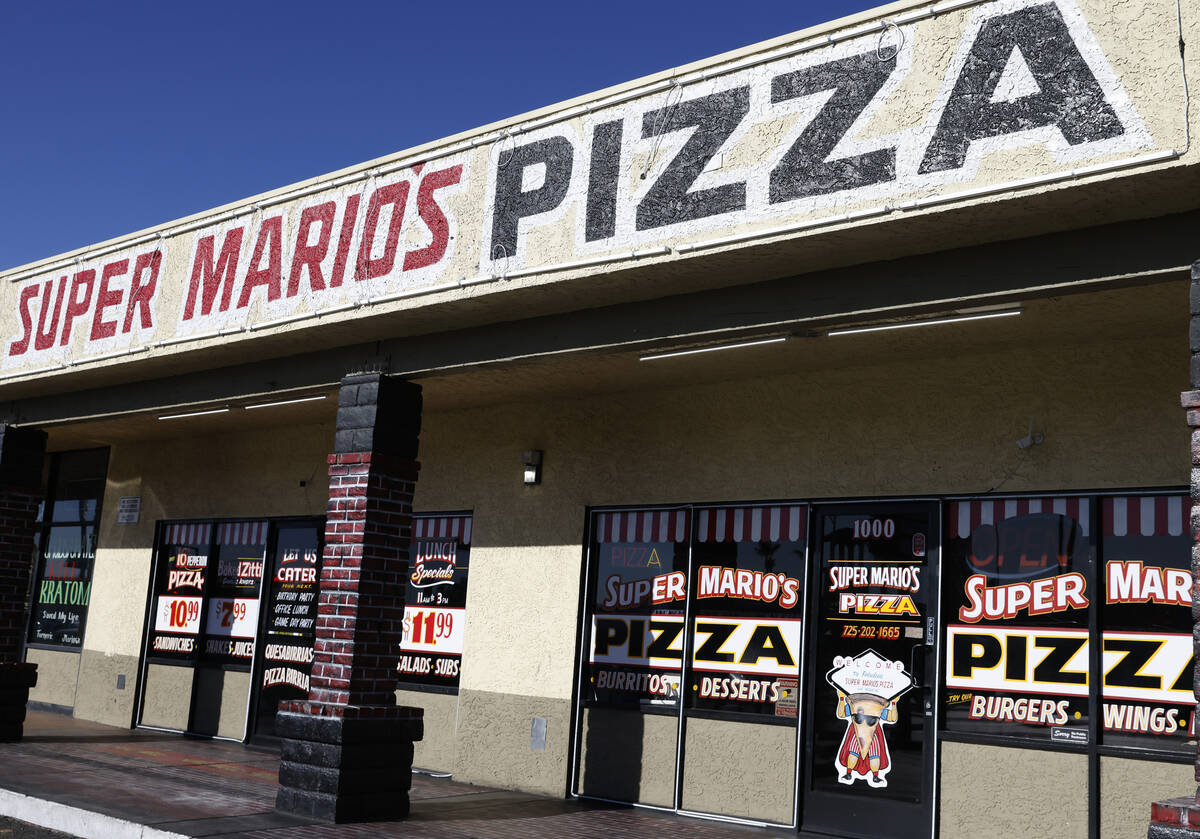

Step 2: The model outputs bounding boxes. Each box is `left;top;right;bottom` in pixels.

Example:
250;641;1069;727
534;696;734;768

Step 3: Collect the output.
2;0;1173;377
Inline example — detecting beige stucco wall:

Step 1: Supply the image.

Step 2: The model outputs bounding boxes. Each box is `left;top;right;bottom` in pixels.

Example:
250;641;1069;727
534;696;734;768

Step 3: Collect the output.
74;420;331;732
940;741;1088;838
397;688;458;773
680;718;796;824
139;663;193;731
25;648;79;709
1101;755;1194;839
578;707;679;807
407;283;1186;798
51;277;1189;809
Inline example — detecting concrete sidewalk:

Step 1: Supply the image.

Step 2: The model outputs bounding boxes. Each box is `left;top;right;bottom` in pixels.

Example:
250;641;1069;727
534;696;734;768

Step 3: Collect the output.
0;711;791;839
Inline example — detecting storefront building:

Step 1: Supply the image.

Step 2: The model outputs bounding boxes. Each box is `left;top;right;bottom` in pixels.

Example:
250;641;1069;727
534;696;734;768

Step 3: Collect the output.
3;0;1199;835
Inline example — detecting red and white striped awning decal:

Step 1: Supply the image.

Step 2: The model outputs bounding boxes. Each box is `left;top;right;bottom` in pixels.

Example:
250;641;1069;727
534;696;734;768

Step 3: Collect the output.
696;505;806;543
594;509;689;544
217;521;268;546
163;522;213;546
950;497;1090;540
1102;496;1189;537
413;515;472;545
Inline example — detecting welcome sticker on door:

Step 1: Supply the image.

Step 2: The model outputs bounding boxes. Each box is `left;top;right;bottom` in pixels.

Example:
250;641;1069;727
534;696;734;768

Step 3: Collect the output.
827;651;913;789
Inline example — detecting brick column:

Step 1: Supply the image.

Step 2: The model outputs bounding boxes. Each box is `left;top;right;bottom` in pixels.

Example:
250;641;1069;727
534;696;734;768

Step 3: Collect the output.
275;374;424;823
1152;261;1200;837
0;425;46;742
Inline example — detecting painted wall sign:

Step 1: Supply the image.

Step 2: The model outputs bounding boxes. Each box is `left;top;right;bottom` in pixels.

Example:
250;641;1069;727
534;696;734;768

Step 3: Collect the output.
1;0;1172;379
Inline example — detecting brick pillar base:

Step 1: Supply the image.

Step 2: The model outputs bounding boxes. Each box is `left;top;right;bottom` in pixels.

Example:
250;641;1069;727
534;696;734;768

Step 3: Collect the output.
1155;260;1200;836
275;375;424;823
0;426;46;742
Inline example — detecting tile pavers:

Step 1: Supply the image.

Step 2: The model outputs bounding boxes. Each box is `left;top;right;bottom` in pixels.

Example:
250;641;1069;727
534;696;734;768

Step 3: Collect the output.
0;712;793;839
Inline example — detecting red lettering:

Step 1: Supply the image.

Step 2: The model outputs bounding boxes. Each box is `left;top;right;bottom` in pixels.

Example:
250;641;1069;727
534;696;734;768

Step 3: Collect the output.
329;193;360;288
356;181;409;280
184;228;243;319
90;259;128;341
238;216;283;308
288;203;334;296
59;269;96;346
403;165;462;271
8;284;39;356
34;276;67;351
123;251;161;333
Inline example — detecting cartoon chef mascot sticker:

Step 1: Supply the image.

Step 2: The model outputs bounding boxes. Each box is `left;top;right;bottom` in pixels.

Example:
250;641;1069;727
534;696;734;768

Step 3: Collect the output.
826;650;913;788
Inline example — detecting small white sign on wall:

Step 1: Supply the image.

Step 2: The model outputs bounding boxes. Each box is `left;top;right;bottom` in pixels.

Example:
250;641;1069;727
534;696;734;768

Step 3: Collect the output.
117;496;141;524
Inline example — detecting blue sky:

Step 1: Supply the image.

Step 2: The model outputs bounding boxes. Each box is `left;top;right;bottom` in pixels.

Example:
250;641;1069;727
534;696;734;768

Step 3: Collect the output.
1;1;877;271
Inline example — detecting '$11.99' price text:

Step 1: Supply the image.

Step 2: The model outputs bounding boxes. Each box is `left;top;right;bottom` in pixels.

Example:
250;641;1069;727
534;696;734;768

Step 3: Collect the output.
404;610;454;646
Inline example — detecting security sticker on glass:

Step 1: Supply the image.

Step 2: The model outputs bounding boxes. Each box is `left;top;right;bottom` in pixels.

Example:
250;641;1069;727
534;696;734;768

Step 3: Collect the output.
827;650;913;789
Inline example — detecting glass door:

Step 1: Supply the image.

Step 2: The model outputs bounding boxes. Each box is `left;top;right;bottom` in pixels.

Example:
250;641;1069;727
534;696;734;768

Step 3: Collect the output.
801;502;938;839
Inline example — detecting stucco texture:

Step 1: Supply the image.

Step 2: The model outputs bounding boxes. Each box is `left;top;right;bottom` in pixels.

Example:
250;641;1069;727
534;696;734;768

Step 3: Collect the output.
397;688;458;773
72;422;331;734
1100;755;1194;839
25;648;79;709
680;717;796;824
578;707;679;807
407;280;1187;802
940;741;1087;838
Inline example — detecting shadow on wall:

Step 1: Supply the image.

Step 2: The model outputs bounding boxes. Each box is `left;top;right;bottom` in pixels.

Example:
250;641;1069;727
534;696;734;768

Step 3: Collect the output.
580;706;646;804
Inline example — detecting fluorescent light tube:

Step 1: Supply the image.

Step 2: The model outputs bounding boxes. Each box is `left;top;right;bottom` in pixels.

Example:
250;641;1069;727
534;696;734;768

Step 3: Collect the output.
244;395;327;410
639;336;787;361
827;309;1022;336
158;407;230;421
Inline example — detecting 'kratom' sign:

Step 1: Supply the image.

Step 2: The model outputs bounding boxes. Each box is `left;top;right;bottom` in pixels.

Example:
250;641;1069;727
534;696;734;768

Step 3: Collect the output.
2;0;1166;376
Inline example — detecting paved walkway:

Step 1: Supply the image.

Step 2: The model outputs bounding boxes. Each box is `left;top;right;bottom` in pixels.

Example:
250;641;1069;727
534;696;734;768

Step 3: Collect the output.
0;711;793;839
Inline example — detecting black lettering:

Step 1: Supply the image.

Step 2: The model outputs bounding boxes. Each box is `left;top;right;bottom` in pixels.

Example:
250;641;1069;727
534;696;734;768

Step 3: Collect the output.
1172;654;1195;692
1033;635;1087;685
646;619;683;660
635;87;749;230
585;119;623;241
490;136;574;257
694;621;737;663
952;632;1002;678
1103;638;1162;690
920;3;1124;173
593;618;628;656
769;51;896;202
1006;634;1026;681
740;624;795;667
628;618;644;658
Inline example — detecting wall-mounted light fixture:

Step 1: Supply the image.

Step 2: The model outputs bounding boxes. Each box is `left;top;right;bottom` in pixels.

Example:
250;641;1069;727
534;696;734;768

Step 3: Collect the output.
522;450;543;486
827;308;1022;337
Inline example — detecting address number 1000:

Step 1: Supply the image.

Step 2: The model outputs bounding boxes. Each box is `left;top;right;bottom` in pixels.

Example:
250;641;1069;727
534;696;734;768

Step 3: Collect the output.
852;518;896;540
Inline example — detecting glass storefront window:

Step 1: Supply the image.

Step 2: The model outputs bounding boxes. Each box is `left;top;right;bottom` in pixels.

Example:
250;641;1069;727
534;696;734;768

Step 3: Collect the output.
942;497;1093;744
397;513;472;690
584;509;689;711
687;504;806;719
27;448;108;650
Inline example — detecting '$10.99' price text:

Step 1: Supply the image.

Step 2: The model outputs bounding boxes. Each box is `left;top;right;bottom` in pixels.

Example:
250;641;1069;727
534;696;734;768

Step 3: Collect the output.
160;597;201;632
